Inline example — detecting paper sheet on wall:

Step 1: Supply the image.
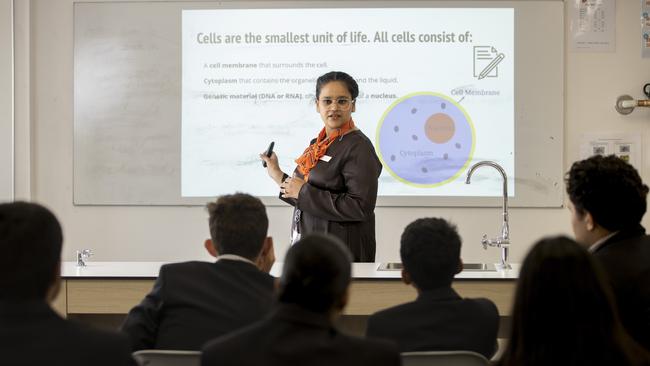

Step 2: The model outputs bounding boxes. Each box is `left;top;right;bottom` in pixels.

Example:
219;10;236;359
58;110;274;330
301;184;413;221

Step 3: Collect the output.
642;0;650;58
570;0;616;52
579;133;642;172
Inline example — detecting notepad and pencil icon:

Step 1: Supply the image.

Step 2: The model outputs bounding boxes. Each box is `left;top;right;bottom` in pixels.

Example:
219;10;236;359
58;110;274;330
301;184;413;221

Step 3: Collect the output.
473;46;505;80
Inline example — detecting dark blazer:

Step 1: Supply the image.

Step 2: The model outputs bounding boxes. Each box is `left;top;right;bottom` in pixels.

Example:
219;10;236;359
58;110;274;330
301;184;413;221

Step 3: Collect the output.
593;225;650;350
121;259;275;351
366;287;499;358
281;130;382;262
202;303;401;366
0;300;133;366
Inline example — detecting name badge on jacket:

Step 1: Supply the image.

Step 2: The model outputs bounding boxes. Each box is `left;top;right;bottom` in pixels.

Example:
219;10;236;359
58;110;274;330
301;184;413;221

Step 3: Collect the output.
320;155;332;162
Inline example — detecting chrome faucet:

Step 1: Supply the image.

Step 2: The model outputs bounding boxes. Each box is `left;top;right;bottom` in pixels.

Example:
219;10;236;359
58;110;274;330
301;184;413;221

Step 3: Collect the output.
465;161;511;270
76;249;93;267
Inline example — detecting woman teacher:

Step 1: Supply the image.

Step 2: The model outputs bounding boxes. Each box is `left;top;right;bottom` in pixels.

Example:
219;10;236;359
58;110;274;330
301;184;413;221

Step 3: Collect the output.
260;71;382;262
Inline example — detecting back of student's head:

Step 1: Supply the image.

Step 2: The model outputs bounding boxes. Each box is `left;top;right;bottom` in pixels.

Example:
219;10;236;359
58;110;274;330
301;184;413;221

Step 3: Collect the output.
278;233;352;313
500;236;647;366
206;193;268;260
0;201;62;300
566;155;648;231
400;218;461;290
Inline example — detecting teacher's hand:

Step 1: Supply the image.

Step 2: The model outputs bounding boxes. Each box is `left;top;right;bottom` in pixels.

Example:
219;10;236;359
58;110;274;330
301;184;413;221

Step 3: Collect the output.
280;175;305;199
259;152;284;185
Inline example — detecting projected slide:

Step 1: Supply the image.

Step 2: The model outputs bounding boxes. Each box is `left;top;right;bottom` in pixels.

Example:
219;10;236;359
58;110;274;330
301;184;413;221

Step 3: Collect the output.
181;8;514;197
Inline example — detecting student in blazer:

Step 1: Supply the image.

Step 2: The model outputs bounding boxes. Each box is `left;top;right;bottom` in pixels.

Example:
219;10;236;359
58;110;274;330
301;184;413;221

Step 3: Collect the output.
122;193;276;351
202;234;401;366
366;218;499;358
566;155;650;350
0;202;133;366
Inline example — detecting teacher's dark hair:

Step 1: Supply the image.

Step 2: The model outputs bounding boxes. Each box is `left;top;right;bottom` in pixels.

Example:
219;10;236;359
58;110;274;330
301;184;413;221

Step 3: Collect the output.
0;201;63;300
400;218;461;290
278;233;352;313
498;236;650;366
565;154;648;231
316;71;359;100
206;193;268;260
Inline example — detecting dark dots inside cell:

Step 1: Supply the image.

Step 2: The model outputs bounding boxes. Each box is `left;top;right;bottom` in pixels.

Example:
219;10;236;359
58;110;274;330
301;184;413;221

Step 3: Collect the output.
390;155;396;161
393;125;399;133
412;135;418;141
441;103;446;109
422;167;428;173
444;153;449;160
455;143;461;149
411;108;417;114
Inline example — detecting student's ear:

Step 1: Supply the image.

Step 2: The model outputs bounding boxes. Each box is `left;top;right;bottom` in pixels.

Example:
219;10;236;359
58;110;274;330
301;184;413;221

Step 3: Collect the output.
584;211;596;231
401;268;412;285
261;236;274;256
256;237;275;273
204;239;218;258
456;257;464;275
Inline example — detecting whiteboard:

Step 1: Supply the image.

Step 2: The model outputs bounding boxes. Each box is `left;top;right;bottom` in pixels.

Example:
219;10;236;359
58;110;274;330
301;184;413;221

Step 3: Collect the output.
73;1;564;207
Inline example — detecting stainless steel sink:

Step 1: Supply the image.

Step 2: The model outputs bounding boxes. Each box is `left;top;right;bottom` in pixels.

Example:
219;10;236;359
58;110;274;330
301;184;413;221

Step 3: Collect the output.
377;262;404;271
377;262;496;272
462;263;497;271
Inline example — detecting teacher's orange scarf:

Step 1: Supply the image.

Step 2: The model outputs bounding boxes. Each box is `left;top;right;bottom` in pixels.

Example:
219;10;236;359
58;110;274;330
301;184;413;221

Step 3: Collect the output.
295;119;356;181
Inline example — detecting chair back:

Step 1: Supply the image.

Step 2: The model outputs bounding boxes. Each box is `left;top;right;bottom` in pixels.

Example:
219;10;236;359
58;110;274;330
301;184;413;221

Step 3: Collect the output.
401;350;489;366
132;350;201;366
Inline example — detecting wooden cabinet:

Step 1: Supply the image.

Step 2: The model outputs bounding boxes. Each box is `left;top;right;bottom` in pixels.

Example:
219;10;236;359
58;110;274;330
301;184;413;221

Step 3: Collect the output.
57;278;515;316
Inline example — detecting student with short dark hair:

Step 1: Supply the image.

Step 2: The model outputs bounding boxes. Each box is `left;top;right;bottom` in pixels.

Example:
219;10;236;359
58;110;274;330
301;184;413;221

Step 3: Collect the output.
566;155;650;350
122;193;276;351
497;236;650;366
202;233;401;366
366;217;499;358
0;201;132;366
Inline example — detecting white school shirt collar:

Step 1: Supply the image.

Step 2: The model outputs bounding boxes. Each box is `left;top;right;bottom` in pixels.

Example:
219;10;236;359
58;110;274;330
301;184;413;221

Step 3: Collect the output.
588;231;618;253
216;254;256;266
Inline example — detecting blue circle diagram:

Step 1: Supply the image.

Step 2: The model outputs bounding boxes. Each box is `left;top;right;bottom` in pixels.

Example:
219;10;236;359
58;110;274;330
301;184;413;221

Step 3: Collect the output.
376;92;475;187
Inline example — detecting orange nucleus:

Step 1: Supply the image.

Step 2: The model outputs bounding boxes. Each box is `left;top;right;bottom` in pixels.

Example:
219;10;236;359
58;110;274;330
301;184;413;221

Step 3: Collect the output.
424;113;455;144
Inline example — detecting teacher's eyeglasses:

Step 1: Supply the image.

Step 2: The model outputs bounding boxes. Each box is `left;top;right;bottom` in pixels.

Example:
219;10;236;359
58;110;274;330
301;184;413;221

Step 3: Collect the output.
318;97;354;110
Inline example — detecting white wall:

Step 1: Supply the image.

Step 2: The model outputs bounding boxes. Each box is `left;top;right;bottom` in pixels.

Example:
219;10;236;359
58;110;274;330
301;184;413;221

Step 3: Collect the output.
0;0;12;202
12;0;650;264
